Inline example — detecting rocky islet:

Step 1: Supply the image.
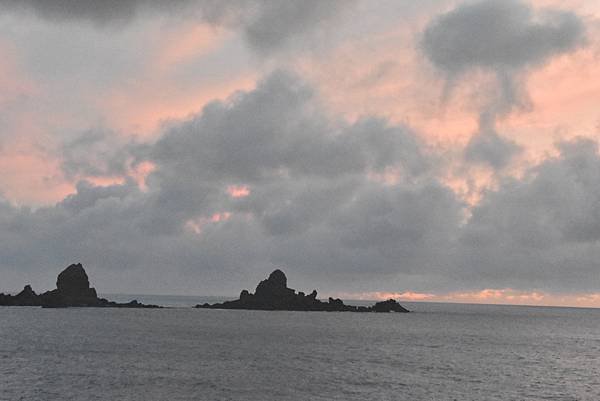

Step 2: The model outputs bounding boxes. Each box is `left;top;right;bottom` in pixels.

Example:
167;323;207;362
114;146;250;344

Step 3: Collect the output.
0;263;159;308
196;269;409;313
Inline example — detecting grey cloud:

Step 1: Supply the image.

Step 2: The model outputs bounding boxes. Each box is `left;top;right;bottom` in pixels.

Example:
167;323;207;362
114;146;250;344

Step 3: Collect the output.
0;0;352;54
422;0;584;171
464;128;521;170
0;0;223;25
138;83;600;294
150;71;428;185
0;0;144;24
241;1;349;54
60;129;142;180
422;0;585;118
2;71;599;297
422;0;584;76
331;181;462;272
0;71;455;294
459;137;600;291
58;180;138;213
145;71;434;241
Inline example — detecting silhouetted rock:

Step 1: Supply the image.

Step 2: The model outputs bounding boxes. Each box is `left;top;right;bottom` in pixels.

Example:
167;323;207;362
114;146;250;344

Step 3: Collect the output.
112;299;161;308
0;263;161;308
0;285;42;306
56;263;97;298
15;285;41;306
371;299;410;313
39;263;104;307
195;270;409;313
255;269;295;301
240;289;251;301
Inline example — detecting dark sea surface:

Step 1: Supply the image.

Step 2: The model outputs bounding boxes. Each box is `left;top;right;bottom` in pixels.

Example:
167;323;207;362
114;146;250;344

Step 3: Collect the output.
1;299;599;401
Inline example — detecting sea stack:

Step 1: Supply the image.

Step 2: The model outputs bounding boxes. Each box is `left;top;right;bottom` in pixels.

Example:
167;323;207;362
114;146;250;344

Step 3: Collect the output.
40;263;104;307
56;263;98;298
196;269;409;313
0;263;160;308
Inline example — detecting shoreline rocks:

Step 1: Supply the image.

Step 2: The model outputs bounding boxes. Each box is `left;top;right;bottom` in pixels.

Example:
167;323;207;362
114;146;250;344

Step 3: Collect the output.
0;263;160;308
196;269;409;313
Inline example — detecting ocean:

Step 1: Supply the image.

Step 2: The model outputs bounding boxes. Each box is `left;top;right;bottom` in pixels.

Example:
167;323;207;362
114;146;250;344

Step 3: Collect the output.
1;299;599;400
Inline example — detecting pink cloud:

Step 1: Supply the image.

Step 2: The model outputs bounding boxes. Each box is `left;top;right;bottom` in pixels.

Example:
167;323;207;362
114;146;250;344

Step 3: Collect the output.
440;288;600;308
155;24;224;72
227;185;250;198
100;72;257;136
185;212;232;235
0;41;83;205
129;161;156;191
0;144;73;206
331;291;436;302
95;23;256;136
299;2;600;158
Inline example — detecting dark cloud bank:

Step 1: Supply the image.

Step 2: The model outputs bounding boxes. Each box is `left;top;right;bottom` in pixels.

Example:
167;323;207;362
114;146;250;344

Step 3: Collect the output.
0;0;597;296
1;70;599;295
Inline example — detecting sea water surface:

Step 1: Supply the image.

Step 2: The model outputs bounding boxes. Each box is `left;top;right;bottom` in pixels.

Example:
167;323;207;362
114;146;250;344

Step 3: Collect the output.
1;300;599;401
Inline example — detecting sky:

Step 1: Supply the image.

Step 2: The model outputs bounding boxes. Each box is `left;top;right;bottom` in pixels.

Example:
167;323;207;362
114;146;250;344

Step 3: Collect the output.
1;0;600;307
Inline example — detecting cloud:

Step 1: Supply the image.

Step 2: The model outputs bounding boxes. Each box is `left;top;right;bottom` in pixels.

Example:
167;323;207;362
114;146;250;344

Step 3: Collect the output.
464;130;521;170
151;71;429;184
422;0;585;75
459;137;600;292
0;0;143;24
1;71;600;298
422;0;585;115
0;71;456;294
60;129;143;180
240;1;349;54
422;0;585;170
464;117;522;169
0;0;352;55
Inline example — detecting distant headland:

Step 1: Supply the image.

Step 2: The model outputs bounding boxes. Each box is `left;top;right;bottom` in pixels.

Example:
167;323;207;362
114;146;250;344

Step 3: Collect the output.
196;269;409;313
0;263;159;308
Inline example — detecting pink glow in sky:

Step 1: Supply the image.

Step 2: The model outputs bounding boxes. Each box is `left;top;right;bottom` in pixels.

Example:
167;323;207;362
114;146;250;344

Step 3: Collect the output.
333;289;600;308
227;185;250;198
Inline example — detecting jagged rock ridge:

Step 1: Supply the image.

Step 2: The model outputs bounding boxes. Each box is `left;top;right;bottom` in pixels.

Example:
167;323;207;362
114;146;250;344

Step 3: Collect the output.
0;263;160;308
196;269;409;313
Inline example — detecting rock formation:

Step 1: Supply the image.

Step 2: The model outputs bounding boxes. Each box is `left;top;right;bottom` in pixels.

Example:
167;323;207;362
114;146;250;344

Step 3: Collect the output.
39;263;106;307
0;285;41;306
0;263;160;308
1;286;37;306
57;263;97;298
196;269;409;313
371;299;410;313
